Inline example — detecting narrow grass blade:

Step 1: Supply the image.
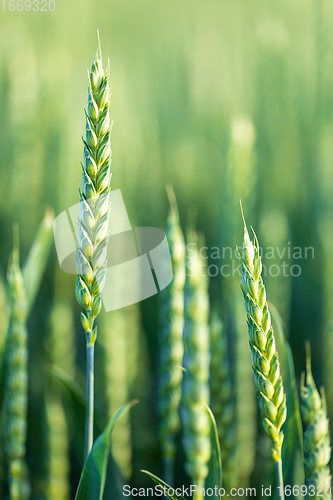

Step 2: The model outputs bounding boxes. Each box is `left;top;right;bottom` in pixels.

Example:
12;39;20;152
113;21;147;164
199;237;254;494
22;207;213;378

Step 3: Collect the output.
22;208;54;314
74;400;138;500
0;212;54;414
141;471;186;500
51;365;86;408
269;302;304;486
205;405;222;498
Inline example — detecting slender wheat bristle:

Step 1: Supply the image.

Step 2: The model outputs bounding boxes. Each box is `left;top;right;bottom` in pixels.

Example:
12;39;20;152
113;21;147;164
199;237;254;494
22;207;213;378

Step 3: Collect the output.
158;186;185;484
4;232;29;500
300;345;332;499
210;308;237;491
181;232;211;496
239;218;287;463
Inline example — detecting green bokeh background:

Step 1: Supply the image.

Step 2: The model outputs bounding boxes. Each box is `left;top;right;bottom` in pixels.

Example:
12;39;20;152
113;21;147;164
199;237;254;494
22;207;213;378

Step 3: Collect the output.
0;0;333;497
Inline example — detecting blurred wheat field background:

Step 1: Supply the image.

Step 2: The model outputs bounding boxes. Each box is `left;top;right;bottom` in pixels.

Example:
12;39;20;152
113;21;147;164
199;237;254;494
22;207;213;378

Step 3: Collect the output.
0;0;333;498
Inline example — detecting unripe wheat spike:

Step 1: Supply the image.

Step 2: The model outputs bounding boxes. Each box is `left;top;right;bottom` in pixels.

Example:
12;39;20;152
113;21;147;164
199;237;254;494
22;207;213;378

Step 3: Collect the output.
181;231;211;499
300;344;331;500
158;185;185;485
239;207;287;495
210;307;237;491
4;229;29;500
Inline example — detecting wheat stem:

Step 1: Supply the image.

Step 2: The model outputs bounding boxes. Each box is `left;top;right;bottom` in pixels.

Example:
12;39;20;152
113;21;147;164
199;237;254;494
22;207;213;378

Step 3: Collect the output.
275;461;285;500
84;344;95;459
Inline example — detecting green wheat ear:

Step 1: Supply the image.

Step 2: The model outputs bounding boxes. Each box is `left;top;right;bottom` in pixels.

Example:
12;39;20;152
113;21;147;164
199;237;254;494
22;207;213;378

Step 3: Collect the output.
181;230;211;498
239;208;287;465
158;185;186;485
75;42;112;346
210;307;237;491
4;228;29;500
300;344;332;499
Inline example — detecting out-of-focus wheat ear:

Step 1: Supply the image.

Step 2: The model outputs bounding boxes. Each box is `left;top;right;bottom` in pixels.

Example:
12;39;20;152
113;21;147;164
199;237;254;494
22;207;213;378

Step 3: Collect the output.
4;227;30;500
43;288;75;500
300;344;332;499
44;392;70;500
258;210;291;327
239;211;287;495
158;185;185;485
127;304;156;486
0;274;9;359
181;230;211;499
96;309;133;480
225;116;257;239
222;115;257;489
210;306;237;491
233;294;257;488
319;215;333;428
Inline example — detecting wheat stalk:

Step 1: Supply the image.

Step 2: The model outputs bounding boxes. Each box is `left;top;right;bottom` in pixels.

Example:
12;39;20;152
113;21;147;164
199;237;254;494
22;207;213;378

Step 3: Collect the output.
300;344;331;499
239;210;287;495
4;229;29;500
181;232;211;499
210;307;237;491
75;39;112;458
158;185;185;485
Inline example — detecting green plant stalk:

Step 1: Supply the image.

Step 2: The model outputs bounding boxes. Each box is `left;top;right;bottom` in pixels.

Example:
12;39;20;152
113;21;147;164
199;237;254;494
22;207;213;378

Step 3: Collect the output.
276;461;285;500
75;41;112;460
239;210;287;491
194;483;204;500
85;344;95;459
158;185;185;485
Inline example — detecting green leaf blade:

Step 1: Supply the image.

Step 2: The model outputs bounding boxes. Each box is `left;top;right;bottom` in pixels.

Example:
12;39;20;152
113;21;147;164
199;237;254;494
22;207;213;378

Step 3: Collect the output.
22;208;54;314
75;400;137;500
205;405;222;499
141;471;186;500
